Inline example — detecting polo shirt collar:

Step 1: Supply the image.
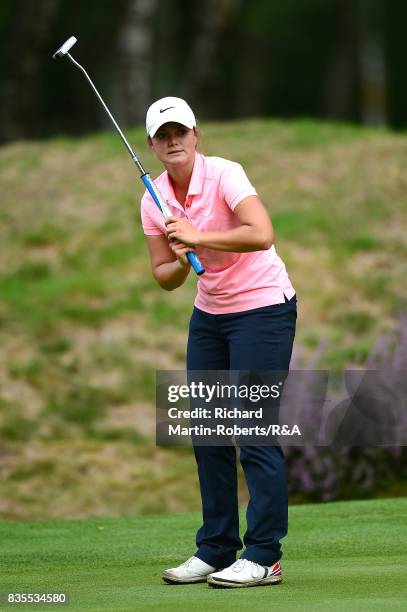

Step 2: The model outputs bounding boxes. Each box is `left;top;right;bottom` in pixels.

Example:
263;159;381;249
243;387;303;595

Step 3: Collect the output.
187;152;204;196
162;152;205;208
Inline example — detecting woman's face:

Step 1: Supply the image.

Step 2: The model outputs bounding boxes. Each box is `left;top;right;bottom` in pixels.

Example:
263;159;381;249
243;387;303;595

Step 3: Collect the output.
149;122;197;168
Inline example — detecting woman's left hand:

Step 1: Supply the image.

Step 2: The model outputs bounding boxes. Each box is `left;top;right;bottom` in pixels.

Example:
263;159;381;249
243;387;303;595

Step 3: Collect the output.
165;216;201;247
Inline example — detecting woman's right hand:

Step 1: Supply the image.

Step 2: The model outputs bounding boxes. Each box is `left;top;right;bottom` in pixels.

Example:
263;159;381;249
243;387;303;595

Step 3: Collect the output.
168;238;193;268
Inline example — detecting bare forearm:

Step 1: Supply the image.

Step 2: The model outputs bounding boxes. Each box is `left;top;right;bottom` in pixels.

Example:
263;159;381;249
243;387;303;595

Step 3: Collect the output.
153;259;191;290
197;225;273;252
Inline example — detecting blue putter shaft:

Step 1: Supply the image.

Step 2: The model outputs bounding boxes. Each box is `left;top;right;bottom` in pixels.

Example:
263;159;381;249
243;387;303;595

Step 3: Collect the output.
140;174;204;275
56;48;204;276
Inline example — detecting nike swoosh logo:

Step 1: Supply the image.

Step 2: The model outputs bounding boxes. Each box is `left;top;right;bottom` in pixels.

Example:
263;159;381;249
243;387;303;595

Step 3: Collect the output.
160;106;175;113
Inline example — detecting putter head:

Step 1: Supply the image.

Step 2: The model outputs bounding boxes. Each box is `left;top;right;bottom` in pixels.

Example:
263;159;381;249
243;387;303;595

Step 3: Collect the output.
52;36;77;59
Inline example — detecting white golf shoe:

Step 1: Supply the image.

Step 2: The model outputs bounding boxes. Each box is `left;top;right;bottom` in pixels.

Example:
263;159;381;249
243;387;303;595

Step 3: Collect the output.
207;558;282;588
162;555;217;584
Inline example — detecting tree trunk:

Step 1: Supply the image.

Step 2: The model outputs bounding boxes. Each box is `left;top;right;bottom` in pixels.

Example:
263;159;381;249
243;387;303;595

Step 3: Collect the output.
179;0;239;116
115;0;158;125
0;0;60;143
321;0;358;120
357;0;387;125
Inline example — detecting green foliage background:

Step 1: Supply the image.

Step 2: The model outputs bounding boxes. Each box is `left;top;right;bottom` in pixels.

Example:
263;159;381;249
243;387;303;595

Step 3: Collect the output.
0;119;406;518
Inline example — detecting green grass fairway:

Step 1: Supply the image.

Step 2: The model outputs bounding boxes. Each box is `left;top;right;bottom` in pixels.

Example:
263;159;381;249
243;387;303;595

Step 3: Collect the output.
0;497;406;611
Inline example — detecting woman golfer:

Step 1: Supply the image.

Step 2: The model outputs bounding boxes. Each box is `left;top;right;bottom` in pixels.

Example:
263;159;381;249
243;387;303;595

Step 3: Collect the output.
141;97;296;588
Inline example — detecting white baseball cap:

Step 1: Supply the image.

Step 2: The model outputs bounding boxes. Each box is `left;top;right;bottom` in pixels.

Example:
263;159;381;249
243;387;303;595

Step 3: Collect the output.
146;96;196;138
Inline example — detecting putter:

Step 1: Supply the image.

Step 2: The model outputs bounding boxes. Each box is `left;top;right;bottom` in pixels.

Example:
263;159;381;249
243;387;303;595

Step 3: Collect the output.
52;36;205;276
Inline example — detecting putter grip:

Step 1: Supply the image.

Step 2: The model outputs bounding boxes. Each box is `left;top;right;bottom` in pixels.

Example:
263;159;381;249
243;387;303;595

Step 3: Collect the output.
140;173;205;276
186;251;205;275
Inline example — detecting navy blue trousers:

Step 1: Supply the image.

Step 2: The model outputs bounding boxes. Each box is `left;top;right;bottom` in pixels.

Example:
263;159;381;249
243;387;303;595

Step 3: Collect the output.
187;295;297;568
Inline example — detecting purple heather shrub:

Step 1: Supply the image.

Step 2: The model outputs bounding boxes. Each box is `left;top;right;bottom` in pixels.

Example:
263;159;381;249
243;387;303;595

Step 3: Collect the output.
283;316;407;502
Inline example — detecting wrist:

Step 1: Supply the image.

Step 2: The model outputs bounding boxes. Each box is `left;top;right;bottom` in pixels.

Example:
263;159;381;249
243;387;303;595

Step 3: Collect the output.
194;231;203;247
176;256;191;271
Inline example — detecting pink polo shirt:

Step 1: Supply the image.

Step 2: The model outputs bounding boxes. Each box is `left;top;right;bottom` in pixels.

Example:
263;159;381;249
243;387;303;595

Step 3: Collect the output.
140;153;295;314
